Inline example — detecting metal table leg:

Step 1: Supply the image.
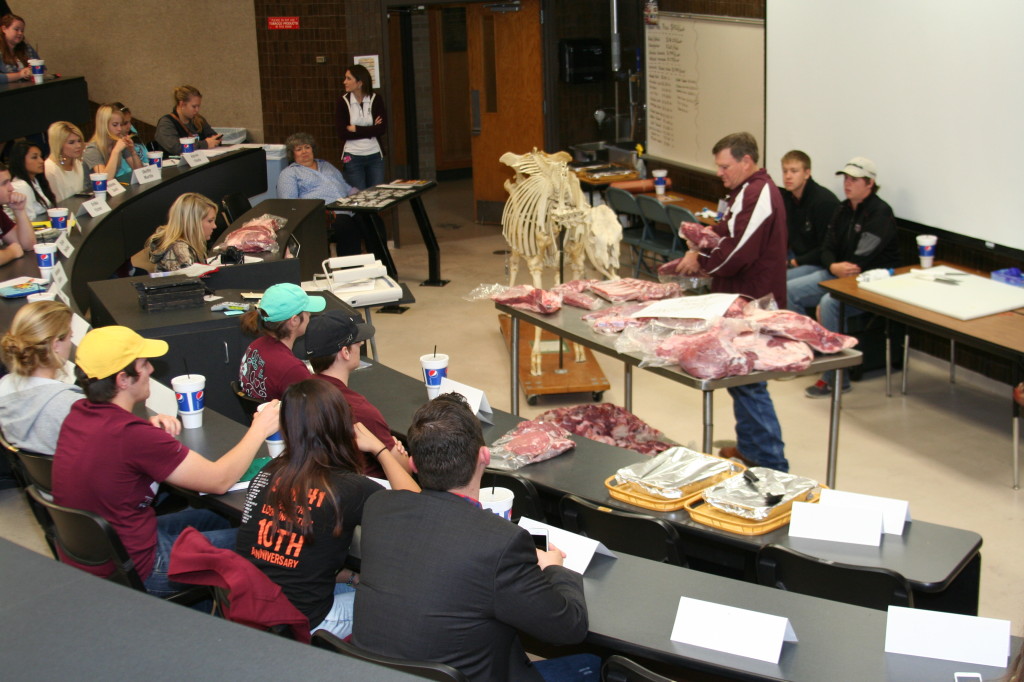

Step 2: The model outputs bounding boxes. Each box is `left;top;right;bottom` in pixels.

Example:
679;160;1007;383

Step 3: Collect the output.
702;391;713;454
901;332;910;394
362;307;378;361
885;318;892;397
624;364;633;413
511;316;520;417
365;213;398;278
826;367;843;488
409;197;449;287
950;339;957;384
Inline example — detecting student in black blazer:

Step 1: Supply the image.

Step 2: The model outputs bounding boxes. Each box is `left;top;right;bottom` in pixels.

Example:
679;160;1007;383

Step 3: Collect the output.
352;395;592;681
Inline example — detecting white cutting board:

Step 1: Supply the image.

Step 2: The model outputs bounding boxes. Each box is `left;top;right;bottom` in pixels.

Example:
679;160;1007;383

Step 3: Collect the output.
858;266;1024;320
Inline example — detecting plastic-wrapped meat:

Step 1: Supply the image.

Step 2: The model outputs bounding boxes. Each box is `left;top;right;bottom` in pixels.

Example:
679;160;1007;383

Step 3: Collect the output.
223;223;278;253
591;278;683;302
552;280;601;310
538;403;672;456
722;296;749;318
491;285;562;314
488;420;576;470
732;333;814;373
655;319;754;379
679;222;723;250
582;303;652;334
742;308;858;353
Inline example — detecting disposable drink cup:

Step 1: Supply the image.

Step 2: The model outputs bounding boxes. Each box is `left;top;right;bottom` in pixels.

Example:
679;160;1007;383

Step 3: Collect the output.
148;151;164;168
47;208;69;230
479;487;514;520
916;234;937;269
257;401;284;457
27;291;57;303
171;374;205;429
29;59;44;83
652;169;668;196
34;243;56;279
420;353;449;399
90;172;108;195
180;137;196;153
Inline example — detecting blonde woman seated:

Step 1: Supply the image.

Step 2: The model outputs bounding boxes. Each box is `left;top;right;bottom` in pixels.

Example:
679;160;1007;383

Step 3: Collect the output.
144;193;217;272
0;300;82;455
44;121;87;202
82;104;143;183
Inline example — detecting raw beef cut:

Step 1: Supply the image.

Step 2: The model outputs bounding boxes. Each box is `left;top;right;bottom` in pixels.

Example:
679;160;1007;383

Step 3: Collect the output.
488;420;576;470
538;403;672;456
591;278;682;302
679;222;723;250
655;319;754;379
552;280;601;310
732;333;814;373
742;308;857;353
491;285;562;314
582;303;652;334
223;223;278;253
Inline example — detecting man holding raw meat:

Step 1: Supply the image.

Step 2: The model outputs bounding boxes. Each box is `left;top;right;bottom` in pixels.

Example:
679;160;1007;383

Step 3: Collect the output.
674;132;789;471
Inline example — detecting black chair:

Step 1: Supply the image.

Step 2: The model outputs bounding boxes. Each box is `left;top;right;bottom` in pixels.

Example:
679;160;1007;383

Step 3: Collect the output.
605;187;648;276
602;655;674;682
482;471;546;523
10;448;58;558
311;630;469;681
209;208;233;245
755;544;914;611
0;431;28;489
221;193;252;224
230;380;261;421
25;486;207;605
558;494;687;566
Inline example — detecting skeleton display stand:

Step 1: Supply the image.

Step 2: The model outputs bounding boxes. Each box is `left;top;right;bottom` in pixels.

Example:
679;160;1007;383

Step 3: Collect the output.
498;149;622;405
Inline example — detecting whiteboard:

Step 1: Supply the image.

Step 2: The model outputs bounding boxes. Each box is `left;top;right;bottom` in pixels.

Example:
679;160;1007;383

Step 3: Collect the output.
645;14;764;172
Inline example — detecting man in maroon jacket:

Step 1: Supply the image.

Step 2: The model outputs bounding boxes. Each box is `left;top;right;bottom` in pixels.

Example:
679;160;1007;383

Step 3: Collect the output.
676;132;789;471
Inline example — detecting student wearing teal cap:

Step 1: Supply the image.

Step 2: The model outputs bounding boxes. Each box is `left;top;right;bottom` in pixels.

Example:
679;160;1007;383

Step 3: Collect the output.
238;283;327;401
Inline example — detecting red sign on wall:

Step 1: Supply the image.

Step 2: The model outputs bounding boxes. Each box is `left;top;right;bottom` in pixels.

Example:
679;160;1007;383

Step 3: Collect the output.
267;16;300;30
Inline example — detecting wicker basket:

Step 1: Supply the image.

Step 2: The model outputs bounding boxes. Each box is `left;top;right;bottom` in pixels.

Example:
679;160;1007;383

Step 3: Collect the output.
682;484;826;535
603;455;745;512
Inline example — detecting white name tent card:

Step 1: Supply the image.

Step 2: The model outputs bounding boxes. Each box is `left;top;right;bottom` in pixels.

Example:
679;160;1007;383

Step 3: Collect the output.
50;263;67;289
54;288;70;306
82;196;111;217
69;313;91;347
131;165;161;185
145;379;178;416
670;597;797;664
104;180;126;197
181;151;209;168
517;518;615;575
788;501;883;546
819;489;911;535
438;377;493;424
884;606;1010;668
55;232;74;259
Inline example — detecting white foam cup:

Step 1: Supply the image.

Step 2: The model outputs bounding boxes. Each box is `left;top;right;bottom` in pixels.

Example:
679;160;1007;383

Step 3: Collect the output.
180;137;196;153
257;401;284;457
420;353;449;399
34;242;57;279
90;172;108;195
29;59;44;83
479;487;515;520
652;169;668;195
171;374;206;429
916;234;937;269
27;291;57;303
148;150;164;168
47;208;69;230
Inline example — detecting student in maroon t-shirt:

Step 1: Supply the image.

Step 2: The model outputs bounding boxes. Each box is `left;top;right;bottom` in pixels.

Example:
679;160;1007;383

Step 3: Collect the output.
238;283;326;401
293;309;411;478
52;326;281;597
0;162;36;266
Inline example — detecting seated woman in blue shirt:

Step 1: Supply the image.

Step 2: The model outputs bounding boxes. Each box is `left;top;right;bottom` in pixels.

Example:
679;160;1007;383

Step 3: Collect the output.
277;132;364;256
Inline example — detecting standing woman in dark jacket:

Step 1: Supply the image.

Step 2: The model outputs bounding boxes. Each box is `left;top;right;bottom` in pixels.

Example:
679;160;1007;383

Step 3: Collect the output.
335;64;387;190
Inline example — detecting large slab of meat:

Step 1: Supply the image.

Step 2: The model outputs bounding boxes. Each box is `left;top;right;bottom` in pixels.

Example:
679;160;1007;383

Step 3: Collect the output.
552;280;602;310
582;302;653;334
591;278;683;302
538;403;672;456
655;319;755;379
489;420;576;470
223;221;278;253
491;285;562;314
733;333;814;373
679;222;722;250
742;308;857;353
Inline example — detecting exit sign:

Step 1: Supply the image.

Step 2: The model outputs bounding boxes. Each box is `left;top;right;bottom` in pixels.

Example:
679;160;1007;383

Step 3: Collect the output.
268;16;300;29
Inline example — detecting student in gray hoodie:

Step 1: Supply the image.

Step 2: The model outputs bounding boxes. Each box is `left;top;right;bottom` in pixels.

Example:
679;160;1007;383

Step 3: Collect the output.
0;300;81;454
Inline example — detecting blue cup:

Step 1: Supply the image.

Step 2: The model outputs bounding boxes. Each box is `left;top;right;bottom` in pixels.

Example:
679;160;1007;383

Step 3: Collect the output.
180;137;195;153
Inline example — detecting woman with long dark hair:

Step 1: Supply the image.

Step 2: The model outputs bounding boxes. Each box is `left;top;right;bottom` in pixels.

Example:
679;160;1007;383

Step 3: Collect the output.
6;139;54;219
335;64;387;189
236;379;419;638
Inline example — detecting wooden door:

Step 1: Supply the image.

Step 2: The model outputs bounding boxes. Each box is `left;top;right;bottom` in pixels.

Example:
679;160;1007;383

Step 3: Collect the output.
467;0;545;223
429;7;472;172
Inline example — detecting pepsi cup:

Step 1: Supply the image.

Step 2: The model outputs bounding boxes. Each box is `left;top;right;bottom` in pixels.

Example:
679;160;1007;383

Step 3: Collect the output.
90;172;108;195
652;169;668;196
180;137;196;153
148;151;164;168
29;59;44;83
47;208;69;230
171;374;205;429
34;243;57;280
419;353;449;400
257;402;284;457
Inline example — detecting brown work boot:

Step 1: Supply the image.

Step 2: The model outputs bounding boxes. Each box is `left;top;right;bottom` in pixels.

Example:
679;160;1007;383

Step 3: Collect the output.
718;446;756;468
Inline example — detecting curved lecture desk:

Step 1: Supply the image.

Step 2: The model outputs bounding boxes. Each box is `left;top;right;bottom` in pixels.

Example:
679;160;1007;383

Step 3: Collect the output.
0;74;89;141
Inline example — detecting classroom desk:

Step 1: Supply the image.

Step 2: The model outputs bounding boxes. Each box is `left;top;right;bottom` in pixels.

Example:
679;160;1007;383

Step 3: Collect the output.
637;190;716;224
0;538;419;680
0;75;90;141
495;301;862;489
819;268;1024;488
327;181;447;286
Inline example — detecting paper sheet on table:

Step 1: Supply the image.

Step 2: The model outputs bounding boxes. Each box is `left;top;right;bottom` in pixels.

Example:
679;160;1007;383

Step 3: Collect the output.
819;489;911;535
884;605;1010;667
632;293;739;319
517;518;615;574
671;596;797;664
199;145;240;158
207;254;262;266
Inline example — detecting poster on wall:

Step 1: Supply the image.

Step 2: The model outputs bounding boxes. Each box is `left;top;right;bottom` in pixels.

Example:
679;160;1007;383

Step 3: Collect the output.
354;55;380;88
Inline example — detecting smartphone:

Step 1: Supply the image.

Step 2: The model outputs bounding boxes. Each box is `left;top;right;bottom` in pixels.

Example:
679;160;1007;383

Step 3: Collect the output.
954;674;983;681
531;530;549;552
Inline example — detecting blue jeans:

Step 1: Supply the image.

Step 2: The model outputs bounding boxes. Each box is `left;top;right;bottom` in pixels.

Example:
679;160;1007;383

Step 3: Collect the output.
145;507;236;597
728;382;788;472
342;152;385;190
818;293;863;388
786;268;832;313
786;263;825;282
314;583;357;638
